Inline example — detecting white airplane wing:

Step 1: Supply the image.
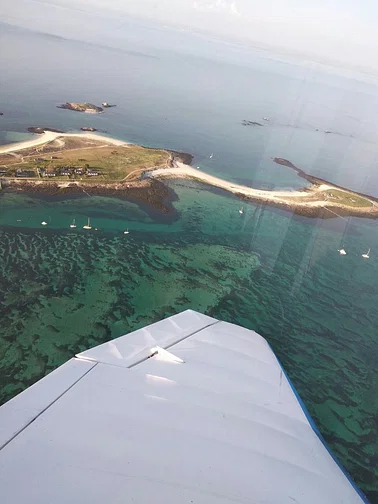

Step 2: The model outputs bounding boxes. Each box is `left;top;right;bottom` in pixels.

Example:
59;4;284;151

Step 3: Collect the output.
0;310;368;503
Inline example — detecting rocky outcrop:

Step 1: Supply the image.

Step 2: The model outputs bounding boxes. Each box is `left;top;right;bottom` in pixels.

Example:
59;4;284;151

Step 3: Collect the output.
57;102;103;113
3;179;179;218
28;127;65;134
242;120;263;127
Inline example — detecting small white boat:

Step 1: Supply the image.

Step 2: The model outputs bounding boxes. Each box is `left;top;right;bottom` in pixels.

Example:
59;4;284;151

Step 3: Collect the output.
263;117;270;121
17;219;21;222
123;229;129;235
209;153;213;159
83;218;92;230
70;219;77;229
362;248;370;259
338;249;347;255
196;166;200;170
239;207;244;215
41;221;48;226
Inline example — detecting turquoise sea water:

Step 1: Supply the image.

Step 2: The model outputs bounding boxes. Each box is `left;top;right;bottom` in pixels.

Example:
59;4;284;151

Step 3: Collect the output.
1;21;378;501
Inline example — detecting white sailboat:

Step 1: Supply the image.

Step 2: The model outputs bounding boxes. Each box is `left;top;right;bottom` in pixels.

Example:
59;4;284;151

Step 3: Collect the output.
337;218;350;257
123;228;129;235
239;207;244;215
83;218;92;230
362;248;370;259
70;219;77;229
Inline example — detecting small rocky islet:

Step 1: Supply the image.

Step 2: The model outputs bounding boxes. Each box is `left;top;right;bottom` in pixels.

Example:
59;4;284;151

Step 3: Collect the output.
57;102;104;113
56;102;117;113
242;119;264;127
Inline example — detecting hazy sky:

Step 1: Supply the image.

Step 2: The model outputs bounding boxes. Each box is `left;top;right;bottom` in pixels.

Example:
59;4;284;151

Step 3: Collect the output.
2;0;378;72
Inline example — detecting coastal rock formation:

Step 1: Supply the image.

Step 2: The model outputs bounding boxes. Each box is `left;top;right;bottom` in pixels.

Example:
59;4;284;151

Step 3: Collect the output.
3;131;377;221
28;127;65;134
4;179;178;218
57;102;104;113
242;120;263;127
165;150;193;166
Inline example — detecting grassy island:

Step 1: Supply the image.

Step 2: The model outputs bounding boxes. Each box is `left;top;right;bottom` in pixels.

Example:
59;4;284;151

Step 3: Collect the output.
57;102;104;113
1;131;378;219
0;133;171;182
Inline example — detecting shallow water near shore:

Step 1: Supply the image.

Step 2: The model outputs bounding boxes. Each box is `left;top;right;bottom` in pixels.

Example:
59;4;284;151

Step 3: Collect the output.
1;19;378;502
0;184;377;500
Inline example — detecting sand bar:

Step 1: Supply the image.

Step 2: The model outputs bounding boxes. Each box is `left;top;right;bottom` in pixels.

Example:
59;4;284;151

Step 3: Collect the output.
149;161;378;217
0;131;127;154
151;163;334;204
1;132;378;218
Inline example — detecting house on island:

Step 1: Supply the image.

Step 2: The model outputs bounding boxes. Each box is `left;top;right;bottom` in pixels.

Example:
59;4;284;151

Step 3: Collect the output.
40;169;57;177
16;169;36;178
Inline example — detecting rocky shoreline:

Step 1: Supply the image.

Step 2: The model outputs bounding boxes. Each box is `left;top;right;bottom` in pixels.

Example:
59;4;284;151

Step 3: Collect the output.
28;127;65;134
236;191;378;220
1;178;179;218
57;102;104;113
273;157;378;205
2;129;376;221
242;119;264;127
167;150;193;166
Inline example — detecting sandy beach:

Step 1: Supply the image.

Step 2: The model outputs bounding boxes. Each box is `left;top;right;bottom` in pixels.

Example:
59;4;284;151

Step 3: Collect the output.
0;131;128;154
1;132;378;218
151;162;333;205
148;161;378;218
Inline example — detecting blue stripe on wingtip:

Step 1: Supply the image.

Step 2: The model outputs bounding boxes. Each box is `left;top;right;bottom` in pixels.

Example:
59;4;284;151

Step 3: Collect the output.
268;344;370;504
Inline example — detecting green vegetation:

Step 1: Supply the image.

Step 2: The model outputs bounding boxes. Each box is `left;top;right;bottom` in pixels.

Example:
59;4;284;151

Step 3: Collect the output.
323;189;372;208
57;102;103;113
75;102;99;111
0;137;171;183
95;147;170;181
